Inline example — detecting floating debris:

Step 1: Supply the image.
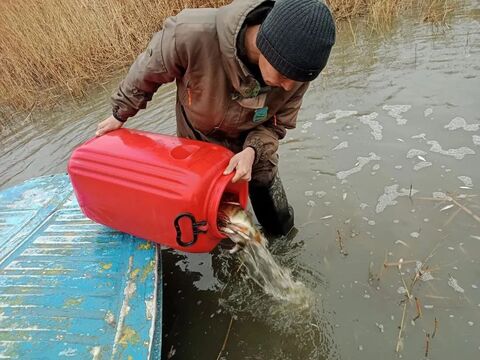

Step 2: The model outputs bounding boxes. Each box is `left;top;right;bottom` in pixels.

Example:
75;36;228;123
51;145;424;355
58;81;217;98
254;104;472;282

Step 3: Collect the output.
372;164;380;171
333;141;349;151
320;214;333;220
375;184;418;213
358;112;383;140
316;110;358;124
424;108;433;117
394;165;403;169
395;240;409;247
305;190;314;197
444;117;480;132
448;275;465;293
458;176;473;187
376;323;385;333
410;232;420;238
307;200;316;207
467;321;474;326
342;192;348;200
383;104;411;125
427;140;475;160
337;152;381;180
440;204;455;212
414;161;432;171
360;203;369;210
470;235;480;241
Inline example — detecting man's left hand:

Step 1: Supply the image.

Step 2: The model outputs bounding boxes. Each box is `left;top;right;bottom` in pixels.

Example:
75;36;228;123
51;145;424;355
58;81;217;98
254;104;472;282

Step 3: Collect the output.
223;147;255;183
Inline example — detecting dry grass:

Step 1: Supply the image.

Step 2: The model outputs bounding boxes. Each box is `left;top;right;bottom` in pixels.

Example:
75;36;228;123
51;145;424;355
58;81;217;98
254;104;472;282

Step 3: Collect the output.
0;0;455;111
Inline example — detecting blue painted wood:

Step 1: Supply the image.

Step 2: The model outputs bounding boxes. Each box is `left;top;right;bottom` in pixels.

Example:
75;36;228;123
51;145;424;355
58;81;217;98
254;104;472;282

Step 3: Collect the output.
0;174;161;359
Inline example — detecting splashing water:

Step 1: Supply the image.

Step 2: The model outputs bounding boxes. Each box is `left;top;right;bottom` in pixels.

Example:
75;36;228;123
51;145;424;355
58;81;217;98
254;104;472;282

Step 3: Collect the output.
218;203;312;307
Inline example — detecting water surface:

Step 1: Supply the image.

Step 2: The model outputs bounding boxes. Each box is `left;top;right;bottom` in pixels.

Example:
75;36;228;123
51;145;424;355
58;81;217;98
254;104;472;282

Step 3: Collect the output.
1;4;479;359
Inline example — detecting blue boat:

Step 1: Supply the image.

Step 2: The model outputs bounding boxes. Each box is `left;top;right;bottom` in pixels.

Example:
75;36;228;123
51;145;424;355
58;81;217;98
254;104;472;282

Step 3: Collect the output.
0;174;162;359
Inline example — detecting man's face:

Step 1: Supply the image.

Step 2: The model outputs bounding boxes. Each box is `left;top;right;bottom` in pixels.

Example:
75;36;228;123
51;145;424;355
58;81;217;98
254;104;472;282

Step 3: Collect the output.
258;54;299;92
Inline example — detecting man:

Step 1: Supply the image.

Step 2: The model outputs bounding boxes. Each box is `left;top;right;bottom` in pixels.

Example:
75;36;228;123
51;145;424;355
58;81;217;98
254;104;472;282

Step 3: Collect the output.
96;0;335;237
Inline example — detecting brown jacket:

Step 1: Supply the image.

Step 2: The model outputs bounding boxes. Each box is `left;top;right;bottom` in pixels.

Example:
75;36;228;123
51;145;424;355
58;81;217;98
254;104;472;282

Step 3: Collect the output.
111;0;309;182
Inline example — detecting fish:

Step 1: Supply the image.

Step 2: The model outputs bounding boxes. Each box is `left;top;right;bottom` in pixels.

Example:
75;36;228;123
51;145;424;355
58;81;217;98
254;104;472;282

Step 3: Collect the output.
217;203;267;254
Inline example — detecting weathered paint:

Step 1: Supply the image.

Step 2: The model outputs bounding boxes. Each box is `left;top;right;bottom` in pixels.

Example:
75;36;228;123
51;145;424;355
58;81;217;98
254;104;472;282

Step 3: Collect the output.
0;174;162;359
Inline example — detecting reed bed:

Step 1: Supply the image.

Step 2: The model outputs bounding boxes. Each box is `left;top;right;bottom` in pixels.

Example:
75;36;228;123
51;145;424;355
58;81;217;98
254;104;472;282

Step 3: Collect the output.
0;0;456;111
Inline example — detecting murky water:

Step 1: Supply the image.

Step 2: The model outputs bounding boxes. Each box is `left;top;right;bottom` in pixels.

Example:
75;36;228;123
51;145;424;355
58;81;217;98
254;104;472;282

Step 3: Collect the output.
1;3;479;359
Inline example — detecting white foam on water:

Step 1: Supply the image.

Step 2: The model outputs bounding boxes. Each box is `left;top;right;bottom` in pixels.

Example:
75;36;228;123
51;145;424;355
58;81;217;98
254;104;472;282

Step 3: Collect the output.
394;165;403;169
448;275;465;293
307;200;316;207
406;149;427;159
427;140;475;160
424;108;433;117
410;232;420;238
375;184;418;213
458;176;473;187
444;117;480;131
302;121;313;129
383;104;411;125
358;112;383;140
315;110;358;124
473;135;480;146
337;152;381;180
411;133;427;140
305;190;314;197
372;164;380;171
414;161;433;171
333;141;349;151
433;192;452;201
360;203;369;210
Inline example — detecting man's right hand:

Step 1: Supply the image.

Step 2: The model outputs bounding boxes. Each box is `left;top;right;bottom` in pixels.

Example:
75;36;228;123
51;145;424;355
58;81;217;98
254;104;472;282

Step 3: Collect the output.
96;115;124;136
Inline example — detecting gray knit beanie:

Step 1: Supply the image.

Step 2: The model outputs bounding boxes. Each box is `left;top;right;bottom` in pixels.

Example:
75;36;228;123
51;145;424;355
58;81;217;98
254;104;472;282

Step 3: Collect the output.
256;0;336;82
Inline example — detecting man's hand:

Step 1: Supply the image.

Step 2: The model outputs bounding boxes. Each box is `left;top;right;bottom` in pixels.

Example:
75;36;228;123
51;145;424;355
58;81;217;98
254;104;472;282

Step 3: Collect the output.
223;147;256;183
96;115;124;136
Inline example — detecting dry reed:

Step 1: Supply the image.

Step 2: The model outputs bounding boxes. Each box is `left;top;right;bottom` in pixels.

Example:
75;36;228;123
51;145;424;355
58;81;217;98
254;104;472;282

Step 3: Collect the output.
0;0;456;111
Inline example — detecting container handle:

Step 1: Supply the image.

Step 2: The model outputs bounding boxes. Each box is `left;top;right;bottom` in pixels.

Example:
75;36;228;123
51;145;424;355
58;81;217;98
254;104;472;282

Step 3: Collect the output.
174;213;208;247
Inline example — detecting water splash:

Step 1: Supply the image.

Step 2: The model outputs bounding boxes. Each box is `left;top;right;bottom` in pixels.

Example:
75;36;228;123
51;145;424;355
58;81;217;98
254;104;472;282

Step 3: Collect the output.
238;240;313;306
218;205;312;306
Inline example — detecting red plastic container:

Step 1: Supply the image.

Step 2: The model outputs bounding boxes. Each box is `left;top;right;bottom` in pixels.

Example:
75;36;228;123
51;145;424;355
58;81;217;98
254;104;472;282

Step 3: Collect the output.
68;129;248;253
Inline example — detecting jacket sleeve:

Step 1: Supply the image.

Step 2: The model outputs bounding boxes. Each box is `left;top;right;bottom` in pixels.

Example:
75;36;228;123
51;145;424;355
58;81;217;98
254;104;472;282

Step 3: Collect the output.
242;82;309;165
111;17;185;122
